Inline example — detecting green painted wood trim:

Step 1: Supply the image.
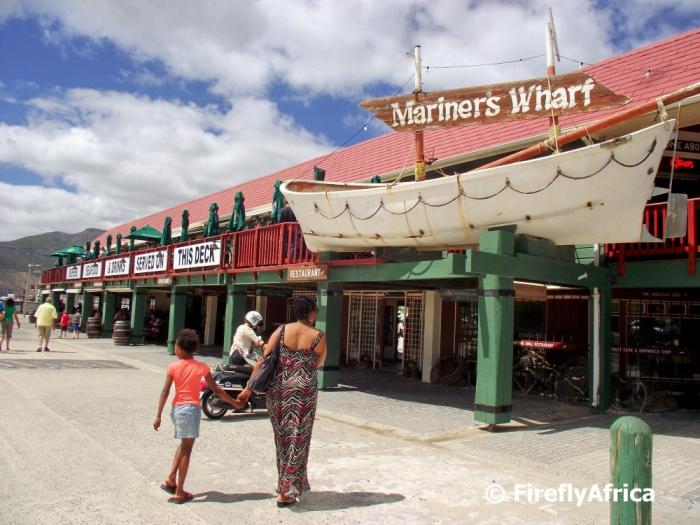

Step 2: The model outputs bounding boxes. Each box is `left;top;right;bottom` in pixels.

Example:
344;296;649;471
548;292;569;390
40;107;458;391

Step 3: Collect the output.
615;259;700;288
167;287;188;355
101;292;116;335
130;289;147;344
467;250;610;288
80;292;93;330
316;284;342;389
64;294;75;317
222;286;248;363
474;230;515;426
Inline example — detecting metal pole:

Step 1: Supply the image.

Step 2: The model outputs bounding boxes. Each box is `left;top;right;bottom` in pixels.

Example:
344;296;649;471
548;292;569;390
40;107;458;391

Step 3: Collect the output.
413;45;426;181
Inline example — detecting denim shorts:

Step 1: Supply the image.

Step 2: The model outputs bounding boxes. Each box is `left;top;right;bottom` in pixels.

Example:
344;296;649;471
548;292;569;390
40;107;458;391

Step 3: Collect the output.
171;403;201;439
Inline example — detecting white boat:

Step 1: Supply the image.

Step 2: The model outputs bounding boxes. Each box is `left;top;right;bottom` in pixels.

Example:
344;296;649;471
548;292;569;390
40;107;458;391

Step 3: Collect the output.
281;121;675;252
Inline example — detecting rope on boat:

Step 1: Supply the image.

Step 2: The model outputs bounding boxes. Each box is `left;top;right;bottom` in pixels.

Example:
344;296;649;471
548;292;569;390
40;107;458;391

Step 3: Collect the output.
313;137;658;221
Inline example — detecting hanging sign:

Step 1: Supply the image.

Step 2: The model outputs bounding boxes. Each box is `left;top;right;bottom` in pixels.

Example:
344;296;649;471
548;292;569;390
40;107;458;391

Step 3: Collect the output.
173;241;221;270
104;256;130;277
665;131;700;159
66;265;82;280
83;261;103;279
516;340;569;350
133;250;168;274
360;71;628;132
287;265;328;282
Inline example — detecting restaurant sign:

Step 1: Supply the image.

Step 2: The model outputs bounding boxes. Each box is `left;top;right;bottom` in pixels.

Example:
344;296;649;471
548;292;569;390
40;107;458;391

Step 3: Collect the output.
133;250;168;274
287;265;328;282
66;265;82;280
360;71;628;132
516;340;569;350
104;256;130;277
173;241;221;270
83;261;102;279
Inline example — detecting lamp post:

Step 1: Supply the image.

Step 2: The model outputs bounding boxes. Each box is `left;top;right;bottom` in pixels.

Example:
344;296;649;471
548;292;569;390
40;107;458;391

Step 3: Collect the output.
24;264;40;312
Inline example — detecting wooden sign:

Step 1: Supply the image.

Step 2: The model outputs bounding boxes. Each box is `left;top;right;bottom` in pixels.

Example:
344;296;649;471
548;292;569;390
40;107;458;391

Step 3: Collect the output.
173;241;221;270
287;265;328;282
360;71;628;131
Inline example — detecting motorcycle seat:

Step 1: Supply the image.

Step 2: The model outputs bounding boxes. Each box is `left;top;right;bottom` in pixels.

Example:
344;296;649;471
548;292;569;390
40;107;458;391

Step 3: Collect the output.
222;364;252;374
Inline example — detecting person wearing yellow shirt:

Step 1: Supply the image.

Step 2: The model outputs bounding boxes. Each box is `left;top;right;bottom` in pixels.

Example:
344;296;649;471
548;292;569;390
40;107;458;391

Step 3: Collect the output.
35;296;57;352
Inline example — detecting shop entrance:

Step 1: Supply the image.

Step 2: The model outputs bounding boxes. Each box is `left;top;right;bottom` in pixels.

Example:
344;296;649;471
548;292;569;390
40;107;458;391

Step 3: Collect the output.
344;291;425;378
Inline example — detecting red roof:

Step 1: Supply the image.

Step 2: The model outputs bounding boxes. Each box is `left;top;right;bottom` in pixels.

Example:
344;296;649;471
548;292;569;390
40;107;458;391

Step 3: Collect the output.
95;28;700;246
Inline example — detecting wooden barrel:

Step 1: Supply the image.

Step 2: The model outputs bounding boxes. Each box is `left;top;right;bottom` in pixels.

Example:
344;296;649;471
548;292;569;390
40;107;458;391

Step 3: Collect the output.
86;317;101;338
113;320;131;346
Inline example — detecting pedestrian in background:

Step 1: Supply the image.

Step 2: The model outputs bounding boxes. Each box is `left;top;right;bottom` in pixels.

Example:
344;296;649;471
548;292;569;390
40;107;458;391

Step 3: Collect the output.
238;296;327;507
153;329;243;504
34;296;57;352
71;308;81;339
0;297;21;351
59;310;70;339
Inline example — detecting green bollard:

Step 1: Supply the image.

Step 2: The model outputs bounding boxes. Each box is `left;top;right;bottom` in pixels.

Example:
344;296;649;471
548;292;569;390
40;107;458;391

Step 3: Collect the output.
610;416;653;525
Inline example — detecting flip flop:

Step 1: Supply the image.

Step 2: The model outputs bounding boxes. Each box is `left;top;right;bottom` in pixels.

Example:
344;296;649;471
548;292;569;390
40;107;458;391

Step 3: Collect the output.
168;492;194;504
160;483;177;494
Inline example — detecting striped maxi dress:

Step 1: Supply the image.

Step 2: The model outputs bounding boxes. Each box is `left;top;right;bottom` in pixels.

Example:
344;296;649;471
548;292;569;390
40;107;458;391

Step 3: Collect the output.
266;326;324;498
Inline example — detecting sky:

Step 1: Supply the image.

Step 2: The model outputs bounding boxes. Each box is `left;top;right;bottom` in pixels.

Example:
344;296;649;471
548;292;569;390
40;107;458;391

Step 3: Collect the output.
0;0;698;241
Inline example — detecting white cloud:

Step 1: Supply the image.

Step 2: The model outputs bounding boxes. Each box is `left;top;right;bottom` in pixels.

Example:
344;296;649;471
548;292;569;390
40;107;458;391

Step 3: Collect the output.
0;90;330;240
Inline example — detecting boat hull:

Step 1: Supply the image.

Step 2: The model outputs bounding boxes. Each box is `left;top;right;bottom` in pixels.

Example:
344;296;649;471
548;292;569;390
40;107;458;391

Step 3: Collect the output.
281;121;675;252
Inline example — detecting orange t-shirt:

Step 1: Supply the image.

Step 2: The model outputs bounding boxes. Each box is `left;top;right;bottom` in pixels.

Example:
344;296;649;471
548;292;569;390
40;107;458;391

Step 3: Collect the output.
166;359;210;406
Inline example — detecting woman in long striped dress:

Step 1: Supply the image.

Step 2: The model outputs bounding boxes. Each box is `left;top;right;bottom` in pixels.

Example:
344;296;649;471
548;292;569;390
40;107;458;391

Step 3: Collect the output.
239;296;327;507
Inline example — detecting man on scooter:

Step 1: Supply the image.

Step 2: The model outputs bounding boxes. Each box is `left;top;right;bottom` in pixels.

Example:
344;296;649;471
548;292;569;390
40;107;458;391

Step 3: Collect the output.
229;311;265;368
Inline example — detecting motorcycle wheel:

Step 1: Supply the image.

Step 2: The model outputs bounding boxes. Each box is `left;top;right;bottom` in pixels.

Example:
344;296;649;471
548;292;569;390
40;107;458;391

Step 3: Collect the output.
201;391;228;419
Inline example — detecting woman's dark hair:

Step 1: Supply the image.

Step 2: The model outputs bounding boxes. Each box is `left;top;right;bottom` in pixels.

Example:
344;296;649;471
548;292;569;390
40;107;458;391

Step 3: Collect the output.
176;328;199;354
293;296;317;321
5;298;14;307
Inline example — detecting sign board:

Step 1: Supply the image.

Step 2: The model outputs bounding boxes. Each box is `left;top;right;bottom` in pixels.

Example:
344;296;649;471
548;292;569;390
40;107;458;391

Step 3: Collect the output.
156;278;172;286
133;250;168;274
66;265;82;280
66;288;82;294
516;340;569;350
287;265;328;282
104;256;130;277
665;131;700;160
173;241;221;270
360;71;628;132
83;261;102;279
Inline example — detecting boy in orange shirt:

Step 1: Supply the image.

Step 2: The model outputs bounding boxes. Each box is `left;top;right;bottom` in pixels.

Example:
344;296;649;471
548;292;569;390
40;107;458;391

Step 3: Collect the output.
153;329;243;503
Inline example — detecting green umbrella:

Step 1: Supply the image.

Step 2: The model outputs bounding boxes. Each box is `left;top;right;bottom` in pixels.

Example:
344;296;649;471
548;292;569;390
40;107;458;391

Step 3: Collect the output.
126;224;162;242
270;180;284;223
84;241;92;260
160;216;172;246
105;235;112;254
93;240;101;259
370;175;382;183
227;192;246;232
116;234;123;254
180;209;189;242
204;203;220;237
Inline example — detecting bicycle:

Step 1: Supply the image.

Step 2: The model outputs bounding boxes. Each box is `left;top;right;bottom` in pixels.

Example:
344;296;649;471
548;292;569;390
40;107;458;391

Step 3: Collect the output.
612;376;647;412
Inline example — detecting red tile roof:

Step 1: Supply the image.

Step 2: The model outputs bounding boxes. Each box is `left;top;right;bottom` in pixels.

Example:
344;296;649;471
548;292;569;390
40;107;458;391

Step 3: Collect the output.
95;28;700;246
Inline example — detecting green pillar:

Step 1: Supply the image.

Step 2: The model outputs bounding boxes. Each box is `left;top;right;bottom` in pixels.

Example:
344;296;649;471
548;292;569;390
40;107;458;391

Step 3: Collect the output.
316;283;342;389
101;292;117;337
222;286;247;363
65;294;75;316
589;285;613;413
51;290;62;313
474;230;515;425
130;288;146;345
80;293;93;331
167;287;188;355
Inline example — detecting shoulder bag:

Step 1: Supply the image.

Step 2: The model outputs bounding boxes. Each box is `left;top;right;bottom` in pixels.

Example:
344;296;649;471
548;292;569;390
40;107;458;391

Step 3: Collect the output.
247;324;284;393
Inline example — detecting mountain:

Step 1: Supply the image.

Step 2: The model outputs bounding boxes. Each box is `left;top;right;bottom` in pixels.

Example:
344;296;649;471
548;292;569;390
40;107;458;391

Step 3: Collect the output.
0;228;103;298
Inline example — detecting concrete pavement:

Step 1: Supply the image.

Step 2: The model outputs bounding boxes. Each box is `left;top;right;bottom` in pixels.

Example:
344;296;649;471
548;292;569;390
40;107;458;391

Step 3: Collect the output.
0;324;698;524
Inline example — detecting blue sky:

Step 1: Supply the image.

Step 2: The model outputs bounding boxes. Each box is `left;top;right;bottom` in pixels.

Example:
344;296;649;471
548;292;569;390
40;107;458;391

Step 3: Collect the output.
0;0;698;241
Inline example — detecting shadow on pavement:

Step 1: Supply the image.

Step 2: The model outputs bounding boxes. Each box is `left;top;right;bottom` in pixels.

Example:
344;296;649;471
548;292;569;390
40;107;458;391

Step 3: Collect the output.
291;491;405;512
193;491;272;504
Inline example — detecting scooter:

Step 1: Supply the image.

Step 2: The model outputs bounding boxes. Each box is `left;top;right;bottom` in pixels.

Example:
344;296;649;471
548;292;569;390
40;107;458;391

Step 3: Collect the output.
200;363;267;419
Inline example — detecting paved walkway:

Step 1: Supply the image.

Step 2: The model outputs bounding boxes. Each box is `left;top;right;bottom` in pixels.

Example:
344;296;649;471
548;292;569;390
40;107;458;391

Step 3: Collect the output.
1;327;698;524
